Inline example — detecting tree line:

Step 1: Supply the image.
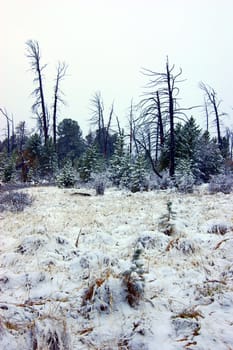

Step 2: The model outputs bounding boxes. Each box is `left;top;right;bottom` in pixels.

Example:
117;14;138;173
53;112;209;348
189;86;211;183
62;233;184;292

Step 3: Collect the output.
0;40;233;190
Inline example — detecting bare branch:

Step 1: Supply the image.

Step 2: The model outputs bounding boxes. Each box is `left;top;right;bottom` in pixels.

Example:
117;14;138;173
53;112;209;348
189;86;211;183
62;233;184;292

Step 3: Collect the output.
200;81;225;149
26;40;48;144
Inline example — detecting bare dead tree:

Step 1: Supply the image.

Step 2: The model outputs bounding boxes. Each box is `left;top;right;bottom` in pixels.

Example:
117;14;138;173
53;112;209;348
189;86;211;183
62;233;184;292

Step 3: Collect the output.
204;98;209;132
104;102;114;156
26;40;49;145
166;58;177;176
52;61;67;149
200;82;225;150
115;115;123;136
90;92;114;157
132;135;162;178
138;89;165;161
11;116;15;152
137;57;189;177
15;121;27;151
128;99;134;155
90;91;104;146
0;107;13;156
125;100;140;155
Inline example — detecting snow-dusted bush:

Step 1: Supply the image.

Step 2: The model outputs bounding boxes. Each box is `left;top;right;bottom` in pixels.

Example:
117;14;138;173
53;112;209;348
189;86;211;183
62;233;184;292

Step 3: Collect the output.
95;181;105;195
151;171;174;190
80;269;120;317
31;318;70;350
208;174;233;194
136;234;156;250
172;310;201;337
158;201;176;236
207;222;232;235
16;235;45;255
0;191;33;212
166;237;196;255
122;248;145;307
175;173;195;193
56;161;77;188
92;173;106;195
81;276;112;315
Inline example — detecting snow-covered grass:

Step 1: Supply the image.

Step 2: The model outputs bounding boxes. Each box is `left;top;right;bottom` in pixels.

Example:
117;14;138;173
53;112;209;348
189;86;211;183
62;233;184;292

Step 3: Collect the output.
0;185;233;349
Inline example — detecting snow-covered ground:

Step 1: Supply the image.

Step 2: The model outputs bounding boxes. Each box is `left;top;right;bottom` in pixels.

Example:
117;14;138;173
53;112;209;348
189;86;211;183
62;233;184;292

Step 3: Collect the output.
0;186;233;349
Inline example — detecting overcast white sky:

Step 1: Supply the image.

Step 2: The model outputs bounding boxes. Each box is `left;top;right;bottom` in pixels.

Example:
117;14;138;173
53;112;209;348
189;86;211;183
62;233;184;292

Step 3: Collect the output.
1;0;233;138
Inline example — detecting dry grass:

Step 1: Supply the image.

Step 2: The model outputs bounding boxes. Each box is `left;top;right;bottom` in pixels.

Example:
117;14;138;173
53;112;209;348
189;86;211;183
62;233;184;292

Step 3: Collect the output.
1;186;233;349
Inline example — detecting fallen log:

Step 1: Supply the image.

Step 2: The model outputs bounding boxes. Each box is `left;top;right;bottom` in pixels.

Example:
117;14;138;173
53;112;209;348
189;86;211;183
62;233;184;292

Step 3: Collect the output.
70;192;91;197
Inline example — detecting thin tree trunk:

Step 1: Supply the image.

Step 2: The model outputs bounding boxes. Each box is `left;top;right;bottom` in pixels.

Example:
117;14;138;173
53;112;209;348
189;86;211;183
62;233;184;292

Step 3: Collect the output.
204;99;209;132
0;108;12;156
52;86;58;148
52;62;67;150
37;66;48;145
129;100;134;155
134;137;162;178
166;60;175;177
212;97;222;149
156;91;164;147
104;103;113;158
26;40;48;145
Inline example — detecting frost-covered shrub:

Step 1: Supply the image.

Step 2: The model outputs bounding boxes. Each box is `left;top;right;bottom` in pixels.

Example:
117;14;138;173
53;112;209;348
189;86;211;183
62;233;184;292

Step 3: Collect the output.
207;222;231;235
16;235;45;255
152;171;174;190
92;173;106;195
195;281;224;301
81;272;115;316
208;174;233;194
0;191;33;212
95;181;105;195
56;161;76;188
31;318;70;350
172;317;200;338
175;173;195;193
158;201;176;236
137;234;156;249
166;237;196;255
122;248;145;307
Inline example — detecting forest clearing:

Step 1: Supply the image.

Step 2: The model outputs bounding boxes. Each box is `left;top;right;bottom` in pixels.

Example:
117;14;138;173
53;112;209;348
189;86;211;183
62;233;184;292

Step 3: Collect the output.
0;185;233;349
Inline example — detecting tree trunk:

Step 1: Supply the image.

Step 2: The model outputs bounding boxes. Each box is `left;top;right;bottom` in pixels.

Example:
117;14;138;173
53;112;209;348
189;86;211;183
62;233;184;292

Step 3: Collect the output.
156;91;164;147
37;64;48;145
0;108;12;157
212;95;222;149
166;60;175;177
52;62;67;151
26;40;48;145
52;88;58;148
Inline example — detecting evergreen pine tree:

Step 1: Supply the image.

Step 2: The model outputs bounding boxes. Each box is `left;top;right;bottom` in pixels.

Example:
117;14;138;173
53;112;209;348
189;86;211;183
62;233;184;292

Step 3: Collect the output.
78;144;102;182
39;138;58;180
195;131;224;182
175;117;201;162
130;154;148;192
175;158;195;193
56;160;76;188
109;135;129;186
